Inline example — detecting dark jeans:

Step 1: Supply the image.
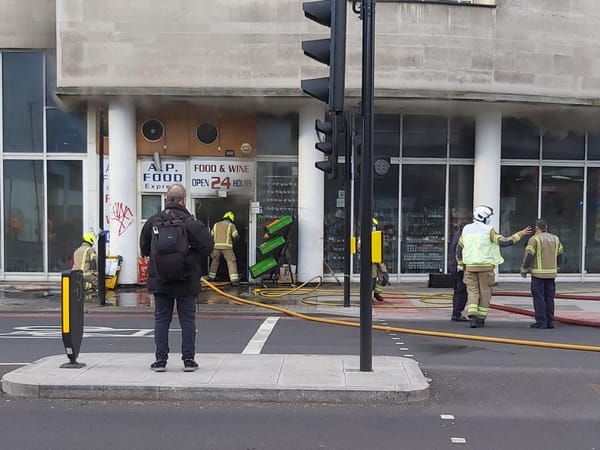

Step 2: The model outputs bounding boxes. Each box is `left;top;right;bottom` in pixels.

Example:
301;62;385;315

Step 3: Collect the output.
153;293;197;361
531;277;555;327
452;271;468;317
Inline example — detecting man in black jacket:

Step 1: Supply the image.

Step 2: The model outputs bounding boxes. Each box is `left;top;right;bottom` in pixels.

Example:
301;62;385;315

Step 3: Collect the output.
140;184;214;372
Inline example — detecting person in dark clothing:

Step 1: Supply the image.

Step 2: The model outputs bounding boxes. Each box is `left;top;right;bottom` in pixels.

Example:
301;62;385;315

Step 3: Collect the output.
449;223;468;322
520;218;563;329
140;183;214;372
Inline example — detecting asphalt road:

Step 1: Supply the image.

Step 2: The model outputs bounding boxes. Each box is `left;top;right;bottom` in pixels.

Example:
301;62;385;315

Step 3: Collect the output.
1;313;599;449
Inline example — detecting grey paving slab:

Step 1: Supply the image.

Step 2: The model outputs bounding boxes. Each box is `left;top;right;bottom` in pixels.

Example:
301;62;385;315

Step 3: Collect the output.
1;352;430;404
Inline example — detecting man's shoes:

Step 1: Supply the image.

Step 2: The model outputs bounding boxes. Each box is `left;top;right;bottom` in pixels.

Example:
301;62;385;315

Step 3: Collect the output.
529;322;546;329
183;359;198;372
451;315;469;322
469;315;479;328
546;323;554;329
373;292;384;302
150;360;167;372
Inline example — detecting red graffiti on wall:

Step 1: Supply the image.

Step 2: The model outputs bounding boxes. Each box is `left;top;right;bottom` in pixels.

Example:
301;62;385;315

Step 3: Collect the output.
111;202;134;236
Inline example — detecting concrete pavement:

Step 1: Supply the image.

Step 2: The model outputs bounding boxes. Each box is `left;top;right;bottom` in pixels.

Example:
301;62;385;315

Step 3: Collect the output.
1;280;600;403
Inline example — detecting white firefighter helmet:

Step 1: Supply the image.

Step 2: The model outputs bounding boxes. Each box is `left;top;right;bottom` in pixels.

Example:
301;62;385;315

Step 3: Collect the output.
473;205;494;224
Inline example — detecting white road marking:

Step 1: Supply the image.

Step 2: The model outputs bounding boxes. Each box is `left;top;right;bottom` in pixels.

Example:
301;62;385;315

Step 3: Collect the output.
242;317;279;355
131;329;153;337
441;414;455;420
0;362;29;366
450;437;467;444
403;354;414;357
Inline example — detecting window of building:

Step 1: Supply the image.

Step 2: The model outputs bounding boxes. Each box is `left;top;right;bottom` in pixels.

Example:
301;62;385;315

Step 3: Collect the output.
542;131;585;160
47;161;83;271
501;117;540;159
46;108;87;153
541;167;583;273
141;195;162;220
4;160;44;271
588;131;600;160
2;52;44;153
402;115;447;158
499;166;539;273
401;164;446;273
256;113;298;156
585;168;600;272
374;114;400;158
449;117;475;158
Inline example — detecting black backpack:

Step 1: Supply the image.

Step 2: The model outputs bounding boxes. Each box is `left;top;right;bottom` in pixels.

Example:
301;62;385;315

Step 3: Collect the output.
150;210;193;283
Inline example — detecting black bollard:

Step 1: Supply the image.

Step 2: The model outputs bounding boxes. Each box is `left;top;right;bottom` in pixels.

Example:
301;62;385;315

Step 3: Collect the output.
60;270;86;368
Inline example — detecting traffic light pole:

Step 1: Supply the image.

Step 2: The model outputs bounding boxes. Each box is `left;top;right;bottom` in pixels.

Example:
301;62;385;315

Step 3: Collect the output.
359;0;375;372
98;110;106;307
343;110;352;308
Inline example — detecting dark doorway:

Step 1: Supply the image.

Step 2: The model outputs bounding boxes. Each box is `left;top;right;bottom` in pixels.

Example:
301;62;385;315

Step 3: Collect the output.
194;197;249;282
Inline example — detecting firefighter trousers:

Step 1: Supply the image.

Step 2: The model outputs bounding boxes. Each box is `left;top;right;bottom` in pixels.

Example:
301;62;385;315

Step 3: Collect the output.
464;269;495;319
209;248;239;283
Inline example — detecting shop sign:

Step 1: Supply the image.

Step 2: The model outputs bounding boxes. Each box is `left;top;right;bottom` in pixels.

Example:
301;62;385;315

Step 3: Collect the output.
189;158;254;196
139;160;187;192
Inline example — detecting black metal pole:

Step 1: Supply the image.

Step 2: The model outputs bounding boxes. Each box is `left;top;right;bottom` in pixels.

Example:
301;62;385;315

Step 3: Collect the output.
97;110;106;306
360;0;375;372
343;110;352;307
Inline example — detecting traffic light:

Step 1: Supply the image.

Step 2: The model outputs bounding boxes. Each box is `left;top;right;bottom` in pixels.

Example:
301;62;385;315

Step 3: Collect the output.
314;118;336;178
301;0;347;113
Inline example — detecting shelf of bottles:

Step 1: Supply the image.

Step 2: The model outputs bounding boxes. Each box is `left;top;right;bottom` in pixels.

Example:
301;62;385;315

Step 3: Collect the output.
401;208;445;273
256;175;298;220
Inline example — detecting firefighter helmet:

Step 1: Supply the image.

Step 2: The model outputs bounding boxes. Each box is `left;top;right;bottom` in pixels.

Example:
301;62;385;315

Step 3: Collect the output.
223;211;235;222
473;205;494;224
372;217;379;226
83;232;95;245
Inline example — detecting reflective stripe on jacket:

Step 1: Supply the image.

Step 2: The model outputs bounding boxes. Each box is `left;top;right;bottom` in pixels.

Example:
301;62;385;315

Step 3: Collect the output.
211;220;239;249
73;242;97;279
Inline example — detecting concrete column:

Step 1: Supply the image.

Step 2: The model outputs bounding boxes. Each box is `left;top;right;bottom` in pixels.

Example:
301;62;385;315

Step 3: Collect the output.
474;111;502;231
107;99;138;285
297;102;326;282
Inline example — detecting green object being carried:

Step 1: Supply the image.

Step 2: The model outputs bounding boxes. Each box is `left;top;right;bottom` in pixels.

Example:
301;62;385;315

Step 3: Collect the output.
249;256;278;279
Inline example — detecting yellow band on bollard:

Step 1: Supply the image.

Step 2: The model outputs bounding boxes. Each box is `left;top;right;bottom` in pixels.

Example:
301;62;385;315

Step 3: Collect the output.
62;275;70;333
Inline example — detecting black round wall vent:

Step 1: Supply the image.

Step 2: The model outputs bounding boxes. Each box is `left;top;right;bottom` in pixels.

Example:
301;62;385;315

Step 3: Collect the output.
141;119;165;142
196;123;219;144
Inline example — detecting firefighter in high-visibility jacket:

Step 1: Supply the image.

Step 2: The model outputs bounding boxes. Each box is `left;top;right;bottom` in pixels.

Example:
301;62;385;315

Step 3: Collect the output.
73;232;98;290
208;211;240;286
520;218;563;329
456;205;531;328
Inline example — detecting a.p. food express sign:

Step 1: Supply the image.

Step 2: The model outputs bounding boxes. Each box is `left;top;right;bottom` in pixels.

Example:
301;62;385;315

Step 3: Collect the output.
139;160;187;192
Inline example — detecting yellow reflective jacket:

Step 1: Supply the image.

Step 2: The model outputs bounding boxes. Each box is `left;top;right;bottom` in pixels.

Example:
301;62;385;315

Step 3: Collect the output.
457;221;522;272
211;219;239;250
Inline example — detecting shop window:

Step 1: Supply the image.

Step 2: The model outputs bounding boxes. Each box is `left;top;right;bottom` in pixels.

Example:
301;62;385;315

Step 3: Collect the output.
448;164;474;239
449;117;475;158
374;114;400;158
402;115;447;158
585;168;600;272
542;131;584;160
2;52;44;153
401;164;445;273
3;160;44;271
256;162;298;265
541;167;583;273
46;108;87;153
324;165;348;274
587;131;600;160
142;195;162;220
501;117;540;159
256;114;298;156
47;161;82;271
45;52;58;107
499;166;539;273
